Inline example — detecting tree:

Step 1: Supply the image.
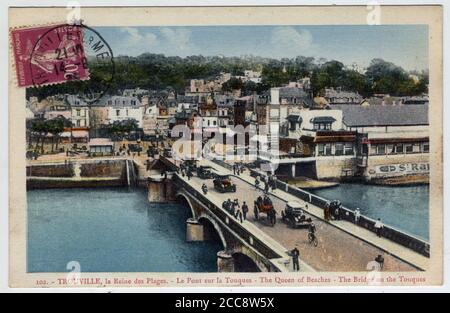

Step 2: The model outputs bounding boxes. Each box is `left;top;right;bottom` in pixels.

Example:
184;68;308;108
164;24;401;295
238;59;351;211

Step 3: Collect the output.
222;77;244;92
47;117;67;152
107;119;139;140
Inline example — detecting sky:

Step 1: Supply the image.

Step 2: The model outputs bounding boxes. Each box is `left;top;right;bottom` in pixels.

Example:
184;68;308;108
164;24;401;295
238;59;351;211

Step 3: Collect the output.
96;25;428;72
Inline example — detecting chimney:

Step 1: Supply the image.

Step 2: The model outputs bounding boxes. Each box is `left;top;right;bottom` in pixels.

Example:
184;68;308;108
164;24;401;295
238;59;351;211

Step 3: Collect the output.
270;88;280;105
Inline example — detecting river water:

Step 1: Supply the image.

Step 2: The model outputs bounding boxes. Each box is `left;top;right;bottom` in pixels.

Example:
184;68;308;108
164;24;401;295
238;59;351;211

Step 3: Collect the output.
27;188;222;273
311;183;429;241
27;184;429;272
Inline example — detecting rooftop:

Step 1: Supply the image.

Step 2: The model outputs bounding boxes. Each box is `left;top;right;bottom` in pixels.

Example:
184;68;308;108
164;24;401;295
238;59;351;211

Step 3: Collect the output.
339;105;429;127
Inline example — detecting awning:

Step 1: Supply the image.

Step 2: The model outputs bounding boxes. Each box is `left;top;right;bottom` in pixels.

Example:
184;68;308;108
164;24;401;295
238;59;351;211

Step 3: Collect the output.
89;138;113;146
287;115;302;123
314;135;355;143
368;137;429;144
60;130;89;138
310;116;336;123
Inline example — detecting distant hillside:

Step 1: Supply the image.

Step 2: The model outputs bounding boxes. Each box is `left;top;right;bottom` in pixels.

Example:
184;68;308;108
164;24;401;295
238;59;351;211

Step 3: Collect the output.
26;53;428;101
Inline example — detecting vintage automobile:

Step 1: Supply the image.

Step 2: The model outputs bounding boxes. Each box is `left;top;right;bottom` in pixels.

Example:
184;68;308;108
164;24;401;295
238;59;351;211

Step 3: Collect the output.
254;195;277;226
183;159;198;171
213;174;237;193
128;143;142;153
197;166;216;179
162;147;172;158
281;201;312;228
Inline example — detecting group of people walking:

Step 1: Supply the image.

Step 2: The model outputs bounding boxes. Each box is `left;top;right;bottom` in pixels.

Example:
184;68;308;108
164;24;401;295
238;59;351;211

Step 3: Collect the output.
232;163;244;176
222;198;249;223
254;174;277;194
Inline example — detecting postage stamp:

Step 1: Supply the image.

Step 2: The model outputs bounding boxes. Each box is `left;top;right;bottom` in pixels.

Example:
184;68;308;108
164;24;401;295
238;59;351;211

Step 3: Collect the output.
7;5;443;289
11;23;89;87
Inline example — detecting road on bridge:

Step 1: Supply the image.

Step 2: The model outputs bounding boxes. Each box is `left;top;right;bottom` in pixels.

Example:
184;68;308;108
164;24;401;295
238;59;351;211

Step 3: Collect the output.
188;160;419;272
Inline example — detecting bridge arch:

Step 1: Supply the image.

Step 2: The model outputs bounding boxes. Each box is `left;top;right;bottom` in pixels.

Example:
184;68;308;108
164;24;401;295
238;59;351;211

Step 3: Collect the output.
232;252;262;272
175;192;196;219
198;214;228;250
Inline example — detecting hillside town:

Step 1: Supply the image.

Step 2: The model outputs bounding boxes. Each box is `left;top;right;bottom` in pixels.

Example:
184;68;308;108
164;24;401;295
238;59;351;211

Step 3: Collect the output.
26;67;430;186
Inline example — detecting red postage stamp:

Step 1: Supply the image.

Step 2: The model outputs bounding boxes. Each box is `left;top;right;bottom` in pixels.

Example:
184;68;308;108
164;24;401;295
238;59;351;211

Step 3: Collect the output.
11;24;89;87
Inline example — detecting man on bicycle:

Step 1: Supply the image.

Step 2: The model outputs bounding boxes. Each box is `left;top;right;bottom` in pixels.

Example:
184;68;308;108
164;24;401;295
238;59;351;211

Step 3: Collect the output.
308;222;317;244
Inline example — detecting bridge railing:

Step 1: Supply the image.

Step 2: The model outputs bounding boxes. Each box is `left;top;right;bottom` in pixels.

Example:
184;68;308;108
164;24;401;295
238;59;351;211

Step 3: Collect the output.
211;159;430;258
167;170;289;272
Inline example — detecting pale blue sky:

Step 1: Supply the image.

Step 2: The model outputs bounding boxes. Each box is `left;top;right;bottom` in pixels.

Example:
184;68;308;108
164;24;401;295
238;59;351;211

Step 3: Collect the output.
96;25;428;71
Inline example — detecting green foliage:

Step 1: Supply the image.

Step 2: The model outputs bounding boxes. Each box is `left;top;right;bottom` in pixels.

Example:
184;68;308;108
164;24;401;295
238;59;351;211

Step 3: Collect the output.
107;119;139;137
26;54;428;100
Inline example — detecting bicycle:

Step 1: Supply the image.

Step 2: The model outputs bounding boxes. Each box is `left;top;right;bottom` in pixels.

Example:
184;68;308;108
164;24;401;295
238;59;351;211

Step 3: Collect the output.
308;232;318;247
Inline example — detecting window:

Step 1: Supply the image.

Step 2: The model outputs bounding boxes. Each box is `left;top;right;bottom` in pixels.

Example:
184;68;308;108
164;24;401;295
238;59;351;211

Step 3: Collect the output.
422;143;429;153
335;143;344;156
376;144;386;155
395;144;404;154
213;120;217;126
116;110;120;116
405;144;413;154
76;109;80;116
76;120;81;127
126;109;129;116
313;123;332;130
318;144;325;156
344;143;354;155
289;122;296;131
387;144;395;154
413;143;421;153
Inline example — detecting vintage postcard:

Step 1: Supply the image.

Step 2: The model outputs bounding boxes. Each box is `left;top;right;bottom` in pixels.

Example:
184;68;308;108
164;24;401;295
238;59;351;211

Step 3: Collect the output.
8;5;443;288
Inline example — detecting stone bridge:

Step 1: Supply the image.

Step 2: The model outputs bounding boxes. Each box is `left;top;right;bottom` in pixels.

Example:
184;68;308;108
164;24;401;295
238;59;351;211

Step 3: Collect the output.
173;174;292;272
146;156;427;273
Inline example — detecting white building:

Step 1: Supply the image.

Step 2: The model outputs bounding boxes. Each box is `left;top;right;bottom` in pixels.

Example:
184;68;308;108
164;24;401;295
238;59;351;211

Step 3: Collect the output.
66;95;90;128
102;96;143;128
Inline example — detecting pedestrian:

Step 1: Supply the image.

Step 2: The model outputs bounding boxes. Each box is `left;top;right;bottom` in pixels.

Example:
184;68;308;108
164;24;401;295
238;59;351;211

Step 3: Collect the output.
375;254;385;270
264;182;270;194
187;170;193;180
242;201;249;221
291;246;300;271
255;177;260;190
272;175;277;190
202;183;208;195
233;164;236;175
354;208;361;224
236;165;240;176
374;218;384;237
269;209;277;225
324;202;330;221
253;203;259;220
334;206;341;220
235;209;243;223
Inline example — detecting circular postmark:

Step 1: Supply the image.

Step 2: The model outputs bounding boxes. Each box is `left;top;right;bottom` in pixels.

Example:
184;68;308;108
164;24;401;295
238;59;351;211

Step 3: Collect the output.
29;23;115;104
